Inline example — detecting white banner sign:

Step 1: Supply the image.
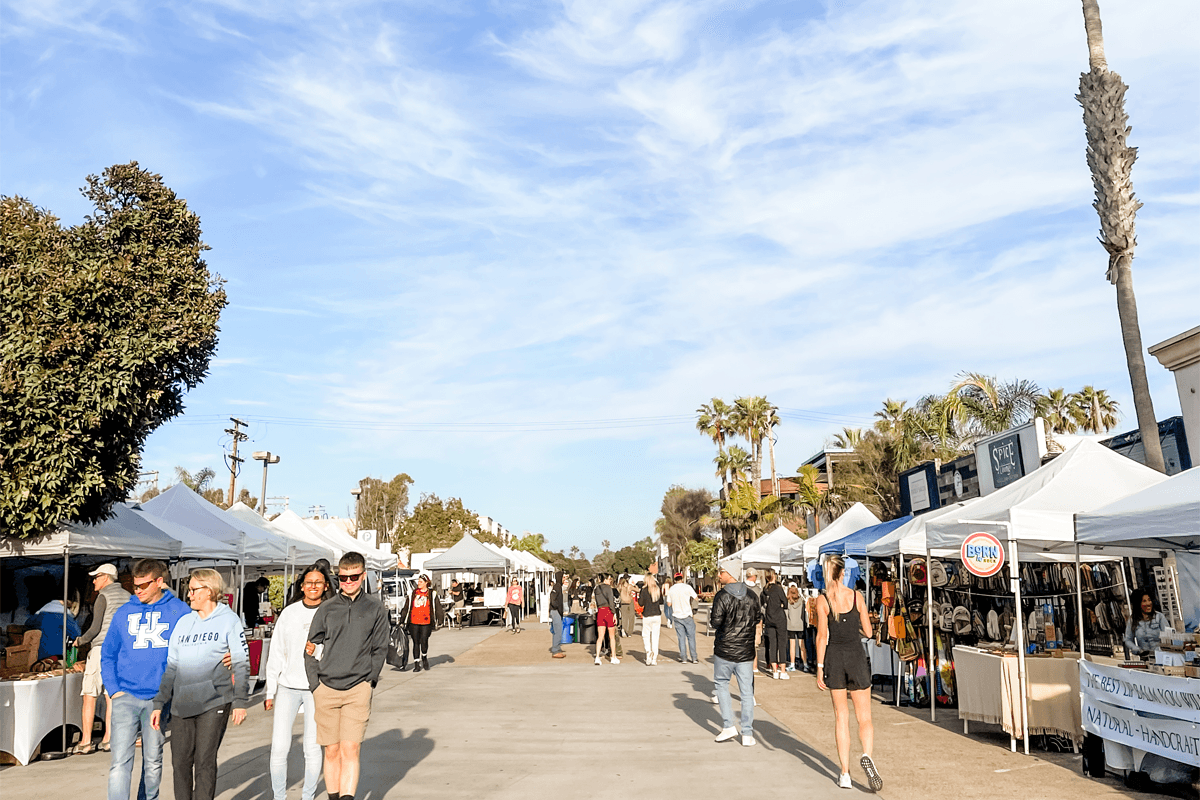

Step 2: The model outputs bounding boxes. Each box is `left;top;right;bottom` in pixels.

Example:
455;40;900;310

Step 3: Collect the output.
1082;695;1200;765
1079;660;1200;723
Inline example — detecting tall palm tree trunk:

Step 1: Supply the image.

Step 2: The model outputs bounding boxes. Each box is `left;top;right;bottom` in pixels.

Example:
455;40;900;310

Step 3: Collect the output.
768;434;779;498
1077;0;1165;472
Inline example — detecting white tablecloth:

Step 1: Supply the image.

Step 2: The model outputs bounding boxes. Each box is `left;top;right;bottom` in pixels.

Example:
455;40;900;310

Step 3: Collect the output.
0;673;91;765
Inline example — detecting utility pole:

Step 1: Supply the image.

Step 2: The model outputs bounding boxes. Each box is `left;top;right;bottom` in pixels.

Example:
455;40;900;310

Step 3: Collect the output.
225;417;248;508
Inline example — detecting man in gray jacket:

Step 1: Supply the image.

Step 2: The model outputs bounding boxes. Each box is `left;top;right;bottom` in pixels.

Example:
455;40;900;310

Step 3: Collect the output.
305;552;389;800
73;564;130;754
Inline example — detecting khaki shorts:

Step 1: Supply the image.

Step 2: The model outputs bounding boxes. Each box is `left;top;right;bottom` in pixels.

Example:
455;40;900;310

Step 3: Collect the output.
81;646;104;696
314;681;373;745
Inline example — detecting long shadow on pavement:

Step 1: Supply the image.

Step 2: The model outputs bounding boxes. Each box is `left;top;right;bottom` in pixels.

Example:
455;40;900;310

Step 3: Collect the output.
215;726;435;800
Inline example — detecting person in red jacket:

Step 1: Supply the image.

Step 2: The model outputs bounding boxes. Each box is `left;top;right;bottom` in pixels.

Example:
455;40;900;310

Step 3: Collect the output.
401;575;443;673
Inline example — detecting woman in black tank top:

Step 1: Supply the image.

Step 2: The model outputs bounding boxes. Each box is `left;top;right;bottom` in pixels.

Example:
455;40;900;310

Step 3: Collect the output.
815;554;883;793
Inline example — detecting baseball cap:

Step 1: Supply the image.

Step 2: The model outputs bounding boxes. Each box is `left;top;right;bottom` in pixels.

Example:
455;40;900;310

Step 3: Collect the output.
89;564;118;579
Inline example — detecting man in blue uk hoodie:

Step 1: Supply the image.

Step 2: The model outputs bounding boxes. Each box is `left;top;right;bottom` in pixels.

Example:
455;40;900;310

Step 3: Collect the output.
101;559;190;800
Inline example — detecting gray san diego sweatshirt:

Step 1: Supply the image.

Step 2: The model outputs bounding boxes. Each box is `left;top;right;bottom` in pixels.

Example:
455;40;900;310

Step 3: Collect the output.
153;603;250;718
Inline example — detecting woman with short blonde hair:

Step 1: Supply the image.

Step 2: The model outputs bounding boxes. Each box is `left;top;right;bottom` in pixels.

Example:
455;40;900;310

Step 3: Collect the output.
188;569;225;602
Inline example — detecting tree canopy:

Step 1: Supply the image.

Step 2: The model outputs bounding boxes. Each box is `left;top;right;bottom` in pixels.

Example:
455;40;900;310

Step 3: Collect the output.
1;163;226;537
392;492;484;553
354;472;413;544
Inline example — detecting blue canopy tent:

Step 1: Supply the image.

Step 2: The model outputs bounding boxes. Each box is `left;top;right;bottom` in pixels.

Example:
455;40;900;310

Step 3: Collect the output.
818;515;913;557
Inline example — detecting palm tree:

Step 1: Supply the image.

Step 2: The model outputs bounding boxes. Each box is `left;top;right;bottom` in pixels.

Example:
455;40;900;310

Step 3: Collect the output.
948;372;1041;443
1076;385;1121;433
764;401;781;498
1077;0;1165;472
1036;388;1086;434
714;445;752;498
732;396;772;497
697;398;733;493
831;427;864;449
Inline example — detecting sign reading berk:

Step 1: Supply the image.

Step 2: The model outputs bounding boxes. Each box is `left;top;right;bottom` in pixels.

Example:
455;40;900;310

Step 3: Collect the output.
961;531;1005;578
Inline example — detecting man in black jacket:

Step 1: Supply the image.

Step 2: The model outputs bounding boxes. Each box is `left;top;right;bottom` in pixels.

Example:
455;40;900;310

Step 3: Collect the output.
548;572;567;659
305;552;390;800
709;558;760;747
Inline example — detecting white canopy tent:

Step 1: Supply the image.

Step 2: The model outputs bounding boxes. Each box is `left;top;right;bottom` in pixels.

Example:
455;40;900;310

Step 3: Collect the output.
720;525;804;570
424;534;509;573
228;504;333;564
129;507;240;563
309;518;399;569
0;503;182;560
863;501;975;558
143;485;289;564
1074;466;1199;553
920;441;1166;743
780;503;881;565
0;503;185;757
287;513;397;570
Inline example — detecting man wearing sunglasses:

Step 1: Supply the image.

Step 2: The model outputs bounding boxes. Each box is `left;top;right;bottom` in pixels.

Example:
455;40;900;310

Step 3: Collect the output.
304;552;389;800
101;559;191;800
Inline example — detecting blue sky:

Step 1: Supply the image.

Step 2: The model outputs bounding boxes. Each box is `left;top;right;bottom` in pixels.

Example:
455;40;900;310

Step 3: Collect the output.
3;1;1197;553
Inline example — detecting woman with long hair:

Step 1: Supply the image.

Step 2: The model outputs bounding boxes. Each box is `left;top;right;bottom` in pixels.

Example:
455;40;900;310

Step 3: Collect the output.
401;574;443;672
150;569;249;800
638;575;663;665
815;554;882;792
786;584;808;673
265;564;330;800
762;569;789;680
592;573;620;665
1124;588;1170;657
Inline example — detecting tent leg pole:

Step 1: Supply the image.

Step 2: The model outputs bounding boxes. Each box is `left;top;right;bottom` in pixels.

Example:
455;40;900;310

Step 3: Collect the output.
897;554;904;708
1009;528;1029;755
1075;543;1085;658
63;546;70;755
926;545;935;723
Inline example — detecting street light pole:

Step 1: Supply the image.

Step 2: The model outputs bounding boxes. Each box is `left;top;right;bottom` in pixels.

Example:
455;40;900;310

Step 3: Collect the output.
252;451;281;518
350;488;362;534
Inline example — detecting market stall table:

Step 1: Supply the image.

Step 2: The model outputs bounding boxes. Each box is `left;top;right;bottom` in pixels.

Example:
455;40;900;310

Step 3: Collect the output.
0;671;97;766
954;646;1083;751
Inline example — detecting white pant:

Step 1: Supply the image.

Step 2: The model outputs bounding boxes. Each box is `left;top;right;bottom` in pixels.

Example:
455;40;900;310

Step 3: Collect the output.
642;614;661;657
270;685;322;800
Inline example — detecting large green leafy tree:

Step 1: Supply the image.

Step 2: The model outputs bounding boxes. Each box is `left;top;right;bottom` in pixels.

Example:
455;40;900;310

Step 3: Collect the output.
392;493;484;553
2;164;226;538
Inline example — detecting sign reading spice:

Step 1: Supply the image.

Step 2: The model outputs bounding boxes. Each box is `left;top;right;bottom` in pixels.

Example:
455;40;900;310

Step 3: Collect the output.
987;432;1025;489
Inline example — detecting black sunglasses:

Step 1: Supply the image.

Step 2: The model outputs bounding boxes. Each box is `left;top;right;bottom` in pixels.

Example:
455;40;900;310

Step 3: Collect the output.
338;572;364;583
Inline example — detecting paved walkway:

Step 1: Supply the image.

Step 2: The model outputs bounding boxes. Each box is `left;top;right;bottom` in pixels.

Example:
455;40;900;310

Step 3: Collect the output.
1;616;1189;799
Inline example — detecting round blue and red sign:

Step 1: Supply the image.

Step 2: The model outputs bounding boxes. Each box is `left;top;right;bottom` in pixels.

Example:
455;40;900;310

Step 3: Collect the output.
961;531;1005;578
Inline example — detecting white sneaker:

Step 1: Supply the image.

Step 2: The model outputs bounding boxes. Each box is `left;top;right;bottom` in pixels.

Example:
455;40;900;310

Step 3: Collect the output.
711;694;719;704
839;773;852;789
714;728;738;743
741;735;756;747
611;657;620;665
594;656;601;666
780;671;790;680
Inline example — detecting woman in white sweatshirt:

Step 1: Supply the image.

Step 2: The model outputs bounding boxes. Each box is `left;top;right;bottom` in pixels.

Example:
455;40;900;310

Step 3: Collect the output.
265;564;332;800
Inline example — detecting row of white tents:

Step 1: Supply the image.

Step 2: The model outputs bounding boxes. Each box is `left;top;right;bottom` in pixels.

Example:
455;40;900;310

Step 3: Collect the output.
718;441;1198;573
0;482;399;573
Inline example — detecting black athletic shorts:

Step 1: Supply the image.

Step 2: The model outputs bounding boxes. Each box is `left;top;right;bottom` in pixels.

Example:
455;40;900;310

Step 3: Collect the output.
823;643;871;691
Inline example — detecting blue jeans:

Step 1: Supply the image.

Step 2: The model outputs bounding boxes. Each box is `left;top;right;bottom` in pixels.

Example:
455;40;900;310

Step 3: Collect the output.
270;686;322;800
108;693;165;800
712;655;754;736
674;616;697;661
664;601;674;627
549;610;563;654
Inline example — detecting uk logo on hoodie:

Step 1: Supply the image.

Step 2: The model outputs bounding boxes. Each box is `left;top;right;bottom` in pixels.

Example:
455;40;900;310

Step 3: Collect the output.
101;590;191;700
